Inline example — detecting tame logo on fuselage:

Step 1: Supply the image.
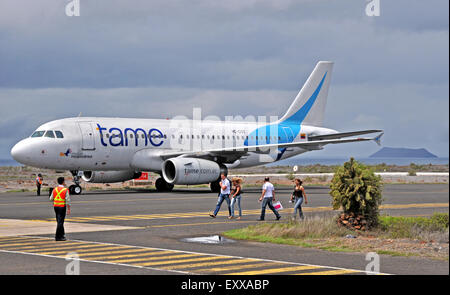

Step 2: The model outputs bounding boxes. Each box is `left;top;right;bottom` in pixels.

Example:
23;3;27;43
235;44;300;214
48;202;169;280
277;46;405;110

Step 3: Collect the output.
96;124;165;147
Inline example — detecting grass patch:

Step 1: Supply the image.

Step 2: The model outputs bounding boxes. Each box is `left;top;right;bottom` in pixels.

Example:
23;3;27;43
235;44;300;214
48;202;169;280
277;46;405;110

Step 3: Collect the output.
223;213;449;260
6;188;29;193
378;213;449;240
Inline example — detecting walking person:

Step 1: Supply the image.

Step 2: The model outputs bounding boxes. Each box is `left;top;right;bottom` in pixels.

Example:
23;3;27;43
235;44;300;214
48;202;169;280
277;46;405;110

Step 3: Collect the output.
258;177;281;221
291;178;308;220
229;177;243;220
35;174;43;196
209;173;231;218
49;177;71;241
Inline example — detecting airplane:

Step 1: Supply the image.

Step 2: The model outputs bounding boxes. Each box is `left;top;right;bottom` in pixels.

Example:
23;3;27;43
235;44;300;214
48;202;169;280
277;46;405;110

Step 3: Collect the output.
10;61;383;195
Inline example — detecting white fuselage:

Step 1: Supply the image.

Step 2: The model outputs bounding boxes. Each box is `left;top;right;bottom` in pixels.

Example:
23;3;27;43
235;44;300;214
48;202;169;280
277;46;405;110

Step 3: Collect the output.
11;117;337;172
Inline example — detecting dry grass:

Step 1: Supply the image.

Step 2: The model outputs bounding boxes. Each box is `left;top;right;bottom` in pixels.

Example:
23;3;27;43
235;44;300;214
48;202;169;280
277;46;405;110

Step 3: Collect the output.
247;216;353;240
224;214;449;260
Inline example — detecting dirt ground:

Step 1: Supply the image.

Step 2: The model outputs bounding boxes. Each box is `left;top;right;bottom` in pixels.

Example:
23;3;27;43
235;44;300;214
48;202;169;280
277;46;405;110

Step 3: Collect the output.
0;164;448;193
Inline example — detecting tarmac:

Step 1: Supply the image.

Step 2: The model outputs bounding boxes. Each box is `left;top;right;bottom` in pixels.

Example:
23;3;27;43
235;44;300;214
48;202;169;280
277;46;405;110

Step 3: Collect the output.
0;183;448;275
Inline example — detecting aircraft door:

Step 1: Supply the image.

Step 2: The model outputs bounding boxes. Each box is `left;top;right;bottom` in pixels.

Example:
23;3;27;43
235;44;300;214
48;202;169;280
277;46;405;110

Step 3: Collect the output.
78;122;96;150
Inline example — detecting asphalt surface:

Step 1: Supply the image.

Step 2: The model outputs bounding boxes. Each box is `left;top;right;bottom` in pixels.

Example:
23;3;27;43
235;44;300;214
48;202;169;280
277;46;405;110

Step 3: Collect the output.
0;183;448;275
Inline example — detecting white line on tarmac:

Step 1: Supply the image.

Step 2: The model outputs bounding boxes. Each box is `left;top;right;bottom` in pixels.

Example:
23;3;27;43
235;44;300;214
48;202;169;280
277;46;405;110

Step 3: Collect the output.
0;236;391;275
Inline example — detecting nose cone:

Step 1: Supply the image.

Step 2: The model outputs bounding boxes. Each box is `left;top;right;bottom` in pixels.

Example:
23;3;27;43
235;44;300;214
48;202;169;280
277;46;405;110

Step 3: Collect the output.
11;140;29;164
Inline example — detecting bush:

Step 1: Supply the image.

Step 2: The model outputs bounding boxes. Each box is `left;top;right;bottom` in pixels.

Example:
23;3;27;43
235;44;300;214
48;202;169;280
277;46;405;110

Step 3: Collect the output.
330;157;383;228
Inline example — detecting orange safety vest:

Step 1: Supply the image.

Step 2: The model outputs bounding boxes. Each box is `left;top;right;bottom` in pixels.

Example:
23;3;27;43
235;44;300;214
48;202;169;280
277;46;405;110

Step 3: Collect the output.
53;187;67;207
36;177;43;185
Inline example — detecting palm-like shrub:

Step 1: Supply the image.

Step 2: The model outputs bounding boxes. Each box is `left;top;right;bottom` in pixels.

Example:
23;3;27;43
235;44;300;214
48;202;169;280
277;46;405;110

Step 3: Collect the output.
330;158;383;228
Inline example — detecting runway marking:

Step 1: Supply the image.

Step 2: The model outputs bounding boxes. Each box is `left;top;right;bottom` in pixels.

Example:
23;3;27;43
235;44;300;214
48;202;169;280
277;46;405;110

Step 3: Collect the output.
0;241;86;251
36;246;137;256
296;269;360;275
134;255;227;267
226;265;321;275
32;202;448;223
10;242;114;252
91;250;174;261
105;251;189;264
163;258;260;270
0;196;214;207
0;236;388;275
194;262;280;273
147;220;258;228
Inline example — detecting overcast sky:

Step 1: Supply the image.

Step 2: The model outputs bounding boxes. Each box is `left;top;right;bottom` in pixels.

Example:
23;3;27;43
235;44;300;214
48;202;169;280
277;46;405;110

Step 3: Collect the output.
0;0;448;160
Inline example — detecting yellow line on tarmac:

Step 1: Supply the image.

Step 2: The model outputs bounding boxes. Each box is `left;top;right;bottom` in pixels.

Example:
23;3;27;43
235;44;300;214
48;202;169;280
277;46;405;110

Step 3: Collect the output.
135;255;224;267
6;242;103;251
0;240;67;248
159;256;233;270
126;253;202;265
19;202;449;224
147;220;257;228
162;258;258;270
194;262;280;273
0;237;43;243
36;246;133;255
380;203;448;209
0;196;213;207
0;236;36;242
105;251;179;263
227;265;321;275
89;250;174;261
1;241;84;251
296;269;360;275
78;248;155;258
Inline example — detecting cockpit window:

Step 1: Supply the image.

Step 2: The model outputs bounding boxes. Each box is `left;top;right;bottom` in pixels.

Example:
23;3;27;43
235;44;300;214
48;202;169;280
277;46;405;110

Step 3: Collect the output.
31;131;45;138
54;131;64;138
44;131;55;138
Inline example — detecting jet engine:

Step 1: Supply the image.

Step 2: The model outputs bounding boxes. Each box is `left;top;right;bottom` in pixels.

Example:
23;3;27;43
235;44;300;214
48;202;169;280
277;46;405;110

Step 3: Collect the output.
162;158;224;185
82;171;142;183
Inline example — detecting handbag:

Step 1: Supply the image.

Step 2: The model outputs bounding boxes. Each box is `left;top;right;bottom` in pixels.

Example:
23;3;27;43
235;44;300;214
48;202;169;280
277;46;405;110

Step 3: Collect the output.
273;201;283;211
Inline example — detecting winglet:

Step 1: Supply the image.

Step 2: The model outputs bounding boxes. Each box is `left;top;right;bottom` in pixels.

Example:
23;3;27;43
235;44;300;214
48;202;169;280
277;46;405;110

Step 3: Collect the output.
373;132;384;146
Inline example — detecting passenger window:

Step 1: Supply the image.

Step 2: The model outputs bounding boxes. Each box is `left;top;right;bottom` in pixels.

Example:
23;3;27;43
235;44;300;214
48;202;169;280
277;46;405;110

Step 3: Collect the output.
31;131;45;138
44;131;55;138
55;131;64;138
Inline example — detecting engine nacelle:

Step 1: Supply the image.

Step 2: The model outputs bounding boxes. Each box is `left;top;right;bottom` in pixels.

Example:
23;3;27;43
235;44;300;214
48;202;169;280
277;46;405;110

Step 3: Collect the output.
162;158;222;185
82;171;142;183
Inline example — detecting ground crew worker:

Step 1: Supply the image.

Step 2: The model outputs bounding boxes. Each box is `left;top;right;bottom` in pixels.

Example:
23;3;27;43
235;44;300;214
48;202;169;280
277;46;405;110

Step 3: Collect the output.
49;177;71;241
35;174;43;196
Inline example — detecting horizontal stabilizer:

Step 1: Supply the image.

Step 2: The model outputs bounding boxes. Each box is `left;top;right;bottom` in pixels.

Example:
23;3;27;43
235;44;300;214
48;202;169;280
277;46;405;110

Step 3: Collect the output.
308;130;383;141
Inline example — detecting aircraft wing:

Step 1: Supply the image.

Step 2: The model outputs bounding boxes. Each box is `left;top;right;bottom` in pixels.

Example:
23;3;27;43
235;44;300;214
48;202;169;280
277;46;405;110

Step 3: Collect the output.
159;132;384;162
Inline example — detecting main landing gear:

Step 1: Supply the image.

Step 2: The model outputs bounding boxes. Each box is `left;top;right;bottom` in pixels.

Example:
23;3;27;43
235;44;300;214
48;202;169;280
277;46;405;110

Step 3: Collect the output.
155;177;174;192
69;170;83;195
210;179;221;193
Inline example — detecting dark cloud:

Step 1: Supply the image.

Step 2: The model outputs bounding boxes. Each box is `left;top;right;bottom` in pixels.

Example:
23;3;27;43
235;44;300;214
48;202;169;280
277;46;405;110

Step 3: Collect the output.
0;0;448;159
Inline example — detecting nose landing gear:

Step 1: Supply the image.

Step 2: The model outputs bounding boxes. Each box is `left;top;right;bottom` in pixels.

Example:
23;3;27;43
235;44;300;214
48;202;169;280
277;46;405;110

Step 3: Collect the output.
69;170;83;195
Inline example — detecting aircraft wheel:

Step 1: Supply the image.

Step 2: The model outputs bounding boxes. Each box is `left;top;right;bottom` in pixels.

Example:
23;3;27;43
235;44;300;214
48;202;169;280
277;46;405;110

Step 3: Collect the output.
210;180;221;193
155;178;172;192
73;185;82;195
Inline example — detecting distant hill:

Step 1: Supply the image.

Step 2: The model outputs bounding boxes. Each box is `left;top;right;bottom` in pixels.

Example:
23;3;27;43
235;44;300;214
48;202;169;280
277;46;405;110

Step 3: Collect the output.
370;147;437;158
